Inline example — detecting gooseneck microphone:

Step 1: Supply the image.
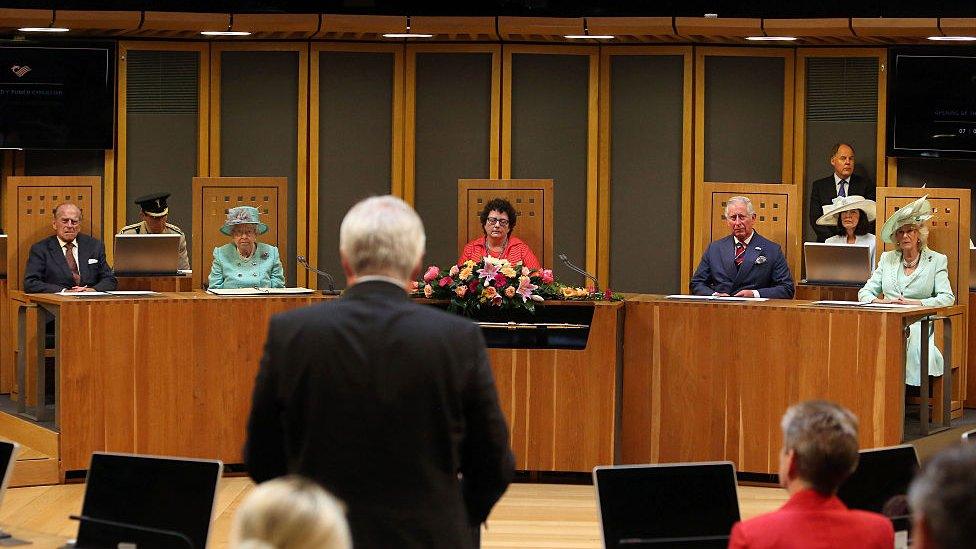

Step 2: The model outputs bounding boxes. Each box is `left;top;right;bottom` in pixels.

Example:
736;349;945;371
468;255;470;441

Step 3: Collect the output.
558;252;600;293
297;256;341;295
69;514;194;549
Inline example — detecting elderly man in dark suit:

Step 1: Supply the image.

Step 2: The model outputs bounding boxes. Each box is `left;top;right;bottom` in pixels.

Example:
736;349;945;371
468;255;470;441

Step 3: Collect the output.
245;195;514;549
809;143;876;242
690;196;794;299
24;203;117;293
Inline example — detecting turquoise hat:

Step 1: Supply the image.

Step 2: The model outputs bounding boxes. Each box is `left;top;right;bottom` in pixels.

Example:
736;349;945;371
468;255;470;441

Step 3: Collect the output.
220;206;268;236
879;195;933;245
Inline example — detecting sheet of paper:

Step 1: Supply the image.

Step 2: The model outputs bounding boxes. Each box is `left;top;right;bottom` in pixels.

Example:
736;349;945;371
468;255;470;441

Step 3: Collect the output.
714;296;769;302
811;300;864;306
665;294;716;300
105;291;158;296
58;289;110;296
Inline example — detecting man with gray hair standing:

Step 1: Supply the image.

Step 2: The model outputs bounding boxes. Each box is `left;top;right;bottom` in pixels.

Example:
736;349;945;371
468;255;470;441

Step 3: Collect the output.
690;195;794;298
908;443;976;549
728;400;893;548
245;195;514;549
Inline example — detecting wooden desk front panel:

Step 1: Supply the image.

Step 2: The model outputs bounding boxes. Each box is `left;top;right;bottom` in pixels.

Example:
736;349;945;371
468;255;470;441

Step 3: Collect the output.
116;276;194;292
794;284;861;302
488;302;624;472
622;298;912;474
48;294;324;472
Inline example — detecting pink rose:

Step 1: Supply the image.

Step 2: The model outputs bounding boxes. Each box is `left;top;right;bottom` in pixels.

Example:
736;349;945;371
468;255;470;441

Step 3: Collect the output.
541;269;554;284
449;264;460;277
604;288;613;300
521;266;530;276
423;266;440;282
468;279;479;293
439;276;452;287
455;285;467;298
495;274;507;286
423;284;433;298
504;286;517;298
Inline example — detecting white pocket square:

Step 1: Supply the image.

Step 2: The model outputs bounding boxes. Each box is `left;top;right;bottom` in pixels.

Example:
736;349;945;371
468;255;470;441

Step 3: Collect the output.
87;258;98;264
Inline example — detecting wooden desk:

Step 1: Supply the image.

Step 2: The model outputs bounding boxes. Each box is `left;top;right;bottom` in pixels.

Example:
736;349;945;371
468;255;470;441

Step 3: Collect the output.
794;282;861;302
24;292;326;476
620;296;959;474
486;301;624;472
116;274;193;292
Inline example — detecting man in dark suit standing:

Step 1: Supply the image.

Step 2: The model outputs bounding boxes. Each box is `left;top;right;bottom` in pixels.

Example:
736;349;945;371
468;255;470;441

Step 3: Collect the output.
809;143;876;242
245;195;514;549
24;203;117;293
690;196;794;299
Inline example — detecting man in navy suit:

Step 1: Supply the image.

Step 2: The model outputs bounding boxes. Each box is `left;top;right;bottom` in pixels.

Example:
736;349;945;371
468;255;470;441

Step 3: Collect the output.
24;203;117;293
690;196;794;299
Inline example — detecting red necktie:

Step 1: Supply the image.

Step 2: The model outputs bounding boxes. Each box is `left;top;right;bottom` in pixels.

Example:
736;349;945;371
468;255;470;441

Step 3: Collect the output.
64;241;81;286
735;241;746;267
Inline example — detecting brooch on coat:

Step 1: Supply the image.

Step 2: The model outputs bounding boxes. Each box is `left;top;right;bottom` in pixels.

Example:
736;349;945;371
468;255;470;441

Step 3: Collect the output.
261;252;269;260
755;256;767;264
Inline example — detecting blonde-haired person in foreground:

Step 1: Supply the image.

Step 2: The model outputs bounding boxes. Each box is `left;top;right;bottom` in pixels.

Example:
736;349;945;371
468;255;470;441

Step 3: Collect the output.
232;476;351;549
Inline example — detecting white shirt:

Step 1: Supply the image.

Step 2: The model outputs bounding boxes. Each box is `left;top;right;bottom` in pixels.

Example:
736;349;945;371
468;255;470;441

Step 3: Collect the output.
57;236;80;271
825;232;877;267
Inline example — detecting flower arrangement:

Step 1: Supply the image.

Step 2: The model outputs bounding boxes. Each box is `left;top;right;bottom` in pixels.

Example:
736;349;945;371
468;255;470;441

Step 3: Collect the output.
419;256;621;317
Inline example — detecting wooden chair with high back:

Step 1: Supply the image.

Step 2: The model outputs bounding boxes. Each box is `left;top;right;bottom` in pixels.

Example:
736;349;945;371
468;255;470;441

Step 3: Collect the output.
876;187;970;426
2;175;102;412
457;179;554;269
191;177;289;289
694;182;801;282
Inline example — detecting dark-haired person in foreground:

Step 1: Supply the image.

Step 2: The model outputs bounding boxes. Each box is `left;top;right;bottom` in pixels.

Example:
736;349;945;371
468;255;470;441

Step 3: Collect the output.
728;401;893;549
245;195;514;549
908;443;976;549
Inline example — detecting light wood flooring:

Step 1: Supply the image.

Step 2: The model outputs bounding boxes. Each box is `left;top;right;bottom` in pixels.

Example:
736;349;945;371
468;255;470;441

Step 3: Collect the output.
0;478;789;548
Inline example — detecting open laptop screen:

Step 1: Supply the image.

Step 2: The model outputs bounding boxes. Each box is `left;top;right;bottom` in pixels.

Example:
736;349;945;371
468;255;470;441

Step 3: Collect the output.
594;461;740;548
837;444;919;514
76;453;222;549
0;441;18;508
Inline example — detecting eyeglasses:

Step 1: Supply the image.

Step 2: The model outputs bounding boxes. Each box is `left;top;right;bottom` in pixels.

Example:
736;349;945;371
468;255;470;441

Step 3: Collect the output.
486;217;510;227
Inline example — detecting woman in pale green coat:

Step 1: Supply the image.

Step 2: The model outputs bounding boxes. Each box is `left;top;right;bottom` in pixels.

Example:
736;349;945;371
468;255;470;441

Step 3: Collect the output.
858;196;954;386
208;206;285;289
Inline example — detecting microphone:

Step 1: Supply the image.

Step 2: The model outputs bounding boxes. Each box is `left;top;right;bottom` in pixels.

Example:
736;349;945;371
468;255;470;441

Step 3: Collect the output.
70;514;194;549
558;252;600;293
297;256;341;295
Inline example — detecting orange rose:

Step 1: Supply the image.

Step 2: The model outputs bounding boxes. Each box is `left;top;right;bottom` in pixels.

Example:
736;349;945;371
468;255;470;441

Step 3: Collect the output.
504;286;517;298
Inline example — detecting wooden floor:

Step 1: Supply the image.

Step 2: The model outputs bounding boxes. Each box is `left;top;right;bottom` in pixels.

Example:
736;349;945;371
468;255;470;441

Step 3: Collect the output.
0;478;789;548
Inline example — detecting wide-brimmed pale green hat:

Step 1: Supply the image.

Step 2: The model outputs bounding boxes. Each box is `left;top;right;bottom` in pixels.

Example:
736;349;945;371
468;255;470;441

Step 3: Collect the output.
815;195;877;226
220;206;268;236
879;195;933;244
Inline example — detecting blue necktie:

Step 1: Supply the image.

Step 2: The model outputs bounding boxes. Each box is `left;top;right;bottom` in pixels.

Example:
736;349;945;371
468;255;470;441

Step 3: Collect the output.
838;180;847;197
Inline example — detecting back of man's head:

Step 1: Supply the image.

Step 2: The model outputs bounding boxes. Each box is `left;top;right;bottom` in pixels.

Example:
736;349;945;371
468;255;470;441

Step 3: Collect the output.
781;400;860;495
339;195;425;281
908;443;976;549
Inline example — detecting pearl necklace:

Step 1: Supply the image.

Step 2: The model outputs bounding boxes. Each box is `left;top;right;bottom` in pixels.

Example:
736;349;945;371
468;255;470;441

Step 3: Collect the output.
902;254;920;269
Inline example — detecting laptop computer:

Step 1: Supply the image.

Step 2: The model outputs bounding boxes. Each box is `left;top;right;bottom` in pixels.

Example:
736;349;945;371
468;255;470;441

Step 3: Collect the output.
837;444;919;515
73;452;222;549
804;242;873;285
113;234;181;275
0;441;19;539
0;235;7;277
593;461;740;548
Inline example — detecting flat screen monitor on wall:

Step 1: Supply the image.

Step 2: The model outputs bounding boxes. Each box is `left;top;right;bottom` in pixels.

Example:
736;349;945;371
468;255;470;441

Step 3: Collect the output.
0;44;114;150
888;48;976;159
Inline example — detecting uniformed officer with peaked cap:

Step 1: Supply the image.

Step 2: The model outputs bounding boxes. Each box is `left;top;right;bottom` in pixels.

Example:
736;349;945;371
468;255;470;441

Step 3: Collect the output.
119;192;190;269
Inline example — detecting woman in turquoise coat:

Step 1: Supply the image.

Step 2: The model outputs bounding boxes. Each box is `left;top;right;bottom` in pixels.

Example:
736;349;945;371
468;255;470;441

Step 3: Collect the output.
208;206;285;289
858;196;954;386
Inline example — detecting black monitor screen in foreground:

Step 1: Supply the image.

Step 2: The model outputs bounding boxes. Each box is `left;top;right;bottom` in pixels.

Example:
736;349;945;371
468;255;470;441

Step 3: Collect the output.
594;461;740;548
0;45;114;150
837;444;919;515
963;428;976;442
76;453;222;549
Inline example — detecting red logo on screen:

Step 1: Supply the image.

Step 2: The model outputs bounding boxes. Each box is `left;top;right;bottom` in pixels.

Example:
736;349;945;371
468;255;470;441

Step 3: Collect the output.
10;65;31;77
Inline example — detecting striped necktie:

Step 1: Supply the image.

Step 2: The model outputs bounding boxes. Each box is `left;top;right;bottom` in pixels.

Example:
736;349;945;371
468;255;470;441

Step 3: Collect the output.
838;180;847;197
735;241;746;267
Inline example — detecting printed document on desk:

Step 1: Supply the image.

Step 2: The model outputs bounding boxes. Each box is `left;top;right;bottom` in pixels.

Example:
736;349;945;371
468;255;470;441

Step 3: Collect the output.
206;287;315;296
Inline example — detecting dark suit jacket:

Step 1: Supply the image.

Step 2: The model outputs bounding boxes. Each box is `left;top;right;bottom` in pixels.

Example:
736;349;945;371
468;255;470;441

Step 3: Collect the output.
245;280;515;549
809;172;876;242
690;232;794;299
23;234;117;293
728;489;893;549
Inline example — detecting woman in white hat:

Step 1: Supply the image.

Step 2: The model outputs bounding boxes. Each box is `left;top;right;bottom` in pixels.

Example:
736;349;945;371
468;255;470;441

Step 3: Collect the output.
857;196;954;387
208;206;285;289
816;195;878;265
